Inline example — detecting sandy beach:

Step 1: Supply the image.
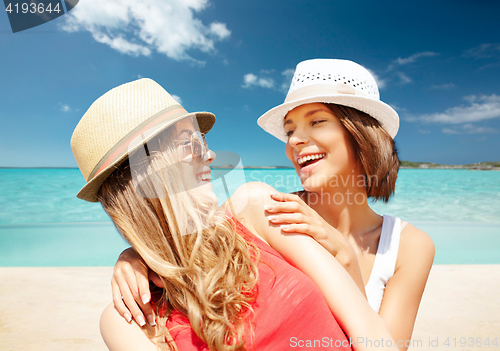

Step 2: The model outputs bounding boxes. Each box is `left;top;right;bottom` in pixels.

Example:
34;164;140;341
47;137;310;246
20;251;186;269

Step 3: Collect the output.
0;265;499;350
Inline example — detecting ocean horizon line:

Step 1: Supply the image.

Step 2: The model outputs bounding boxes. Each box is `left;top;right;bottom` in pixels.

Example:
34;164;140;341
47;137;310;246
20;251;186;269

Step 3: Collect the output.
1;160;499;170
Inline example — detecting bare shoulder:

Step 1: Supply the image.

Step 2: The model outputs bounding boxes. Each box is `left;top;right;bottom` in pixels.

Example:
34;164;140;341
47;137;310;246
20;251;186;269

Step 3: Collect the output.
100;303;158;351
400;223;435;254
232;182;277;205
229;182;277;241
230;182;277;218
397;222;435;270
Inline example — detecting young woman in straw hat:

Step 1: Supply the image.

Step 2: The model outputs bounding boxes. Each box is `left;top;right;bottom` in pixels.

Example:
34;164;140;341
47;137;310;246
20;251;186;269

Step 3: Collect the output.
72;78;398;351
112;59;434;351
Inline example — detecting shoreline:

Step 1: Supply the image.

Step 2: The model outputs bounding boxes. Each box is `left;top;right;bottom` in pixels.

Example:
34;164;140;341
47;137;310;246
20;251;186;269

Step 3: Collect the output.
0;265;498;350
1;162;500;171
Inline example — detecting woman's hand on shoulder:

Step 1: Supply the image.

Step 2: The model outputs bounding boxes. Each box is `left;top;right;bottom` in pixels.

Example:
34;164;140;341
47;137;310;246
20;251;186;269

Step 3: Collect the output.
264;191;353;258
112;248;163;327
231;183;348;255
264;191;366;292
230;184;365;293
229;182;278;230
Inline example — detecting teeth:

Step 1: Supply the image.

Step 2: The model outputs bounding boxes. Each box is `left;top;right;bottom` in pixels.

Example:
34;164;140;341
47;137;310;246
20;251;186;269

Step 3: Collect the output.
199;173;212;181
297;153;326;166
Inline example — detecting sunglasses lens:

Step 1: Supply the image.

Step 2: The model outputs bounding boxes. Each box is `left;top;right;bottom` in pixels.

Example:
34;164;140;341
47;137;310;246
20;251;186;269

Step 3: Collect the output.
191;132;206;162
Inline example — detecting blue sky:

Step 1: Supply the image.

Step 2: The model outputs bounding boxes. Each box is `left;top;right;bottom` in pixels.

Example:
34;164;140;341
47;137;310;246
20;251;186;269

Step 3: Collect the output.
0;0;499;168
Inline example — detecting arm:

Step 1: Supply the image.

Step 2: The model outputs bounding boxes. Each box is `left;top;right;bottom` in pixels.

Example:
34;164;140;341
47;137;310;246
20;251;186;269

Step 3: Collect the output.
232;183;398;351
100;303;159;351
111;248;164;326
234;184;434;351
378;224;435;351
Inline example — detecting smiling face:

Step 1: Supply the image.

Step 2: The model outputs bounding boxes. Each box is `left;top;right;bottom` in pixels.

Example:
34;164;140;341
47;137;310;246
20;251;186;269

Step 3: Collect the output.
173;118;218;204
284;103;362;192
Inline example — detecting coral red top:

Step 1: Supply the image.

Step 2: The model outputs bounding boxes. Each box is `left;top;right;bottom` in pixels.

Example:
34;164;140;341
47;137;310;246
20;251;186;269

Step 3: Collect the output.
162;218;352;350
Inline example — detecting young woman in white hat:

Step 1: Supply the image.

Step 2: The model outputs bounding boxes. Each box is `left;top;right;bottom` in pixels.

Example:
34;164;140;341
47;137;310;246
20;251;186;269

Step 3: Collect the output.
72;78;398;351
110;60;434;350
256;59;434;350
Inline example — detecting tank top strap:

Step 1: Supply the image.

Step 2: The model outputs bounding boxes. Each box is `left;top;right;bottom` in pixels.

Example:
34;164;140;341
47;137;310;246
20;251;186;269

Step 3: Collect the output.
365;215;401;312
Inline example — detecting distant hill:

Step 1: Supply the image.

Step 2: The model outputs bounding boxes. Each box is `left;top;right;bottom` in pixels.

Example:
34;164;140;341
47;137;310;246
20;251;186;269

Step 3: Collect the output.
212;161;500;170
400;161;500;170
211;165;294;169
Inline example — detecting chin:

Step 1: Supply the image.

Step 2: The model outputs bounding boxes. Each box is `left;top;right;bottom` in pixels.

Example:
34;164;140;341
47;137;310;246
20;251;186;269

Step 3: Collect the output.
300;173;326;192
194;182;219;205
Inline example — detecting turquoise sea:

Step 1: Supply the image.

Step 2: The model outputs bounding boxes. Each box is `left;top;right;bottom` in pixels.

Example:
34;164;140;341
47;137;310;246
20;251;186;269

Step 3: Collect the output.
1;168;499;266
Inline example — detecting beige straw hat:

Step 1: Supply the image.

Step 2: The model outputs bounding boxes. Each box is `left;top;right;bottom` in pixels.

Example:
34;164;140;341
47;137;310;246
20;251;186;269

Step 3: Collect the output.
257;59;399;141
71;78;215;202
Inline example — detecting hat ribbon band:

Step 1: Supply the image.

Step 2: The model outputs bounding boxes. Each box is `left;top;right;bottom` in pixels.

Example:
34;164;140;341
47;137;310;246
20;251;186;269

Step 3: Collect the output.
88;105;188;181
284;83;371;103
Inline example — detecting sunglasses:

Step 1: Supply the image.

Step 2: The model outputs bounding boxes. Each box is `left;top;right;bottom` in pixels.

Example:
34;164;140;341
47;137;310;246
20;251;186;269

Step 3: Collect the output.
177;131;209;163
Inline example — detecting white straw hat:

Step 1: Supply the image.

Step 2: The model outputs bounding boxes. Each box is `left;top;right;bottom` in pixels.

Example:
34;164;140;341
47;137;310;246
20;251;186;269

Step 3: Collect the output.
257;59;399;142
71;78;215;202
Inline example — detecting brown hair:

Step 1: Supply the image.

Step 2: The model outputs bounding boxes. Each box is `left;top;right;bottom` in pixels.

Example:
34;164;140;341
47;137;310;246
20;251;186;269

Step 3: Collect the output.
98;131;259;351
326;104;399;202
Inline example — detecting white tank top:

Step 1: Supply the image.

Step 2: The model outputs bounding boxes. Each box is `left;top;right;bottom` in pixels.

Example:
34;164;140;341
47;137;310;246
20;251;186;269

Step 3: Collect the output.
365;215;401;313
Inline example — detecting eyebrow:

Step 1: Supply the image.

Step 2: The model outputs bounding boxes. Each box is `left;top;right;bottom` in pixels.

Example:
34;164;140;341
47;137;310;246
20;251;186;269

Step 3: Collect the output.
283;108;330;126
177;129;194;138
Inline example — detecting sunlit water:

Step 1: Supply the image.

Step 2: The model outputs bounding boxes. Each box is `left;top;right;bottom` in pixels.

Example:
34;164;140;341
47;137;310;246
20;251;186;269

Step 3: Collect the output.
1;168;499;265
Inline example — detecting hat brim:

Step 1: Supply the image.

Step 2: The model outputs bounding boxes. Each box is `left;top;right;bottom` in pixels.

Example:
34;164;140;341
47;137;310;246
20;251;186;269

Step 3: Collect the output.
76;111;215;202
257;94;399;142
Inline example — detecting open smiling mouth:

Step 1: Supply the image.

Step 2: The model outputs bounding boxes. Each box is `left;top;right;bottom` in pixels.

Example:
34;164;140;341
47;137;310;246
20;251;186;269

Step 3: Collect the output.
197;172;212;181
297;153;326;168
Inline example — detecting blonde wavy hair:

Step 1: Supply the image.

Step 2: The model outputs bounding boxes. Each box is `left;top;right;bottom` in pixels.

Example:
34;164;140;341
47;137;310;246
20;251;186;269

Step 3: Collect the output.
98;126;259;351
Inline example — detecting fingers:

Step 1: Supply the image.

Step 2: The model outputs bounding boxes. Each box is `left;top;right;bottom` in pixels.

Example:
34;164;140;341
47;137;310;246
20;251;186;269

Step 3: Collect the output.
112;277;133;323
268;213;315;236
265;192;309;213
269;191;304;203
267;211;328;245
112;254;156;327
279;223;315;236
265;200;304;213
137;271;151;306
113;270;149;327
268;212;308;225
136;271;156;327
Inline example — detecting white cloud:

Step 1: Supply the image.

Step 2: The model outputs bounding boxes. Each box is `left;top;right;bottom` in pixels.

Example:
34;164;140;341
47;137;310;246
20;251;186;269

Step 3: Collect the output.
465;43;500;59
280;68;295;92
442;124;498;134
390;51;439;69
418;129;432;134
209;22;231;40
430;83;456;90
366;69;387;90
389;104;407;113
417;94;500;124
242;73;275;89
60;104;71;112
171;94;182;104
242;68;297;91
396;72;412;84
60;0;231;62
59;103;79;113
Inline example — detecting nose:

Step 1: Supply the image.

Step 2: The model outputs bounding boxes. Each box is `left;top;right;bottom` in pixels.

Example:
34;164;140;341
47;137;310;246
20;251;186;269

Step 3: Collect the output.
203;149;216;165
287;128;309;148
